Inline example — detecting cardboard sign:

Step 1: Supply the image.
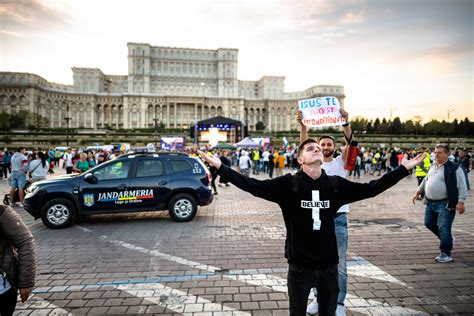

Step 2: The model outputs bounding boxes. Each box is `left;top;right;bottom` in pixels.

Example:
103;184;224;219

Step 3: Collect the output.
298;96;346;127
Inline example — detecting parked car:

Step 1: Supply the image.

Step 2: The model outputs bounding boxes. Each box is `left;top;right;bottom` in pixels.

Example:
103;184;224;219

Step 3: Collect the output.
24;152;213;229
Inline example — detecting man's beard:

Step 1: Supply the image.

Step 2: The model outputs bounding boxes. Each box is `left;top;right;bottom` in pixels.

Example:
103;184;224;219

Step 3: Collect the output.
323;150;334;158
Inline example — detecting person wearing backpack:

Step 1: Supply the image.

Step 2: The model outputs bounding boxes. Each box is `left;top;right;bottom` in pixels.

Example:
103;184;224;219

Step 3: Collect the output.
198;140;425;316
298;109;353;315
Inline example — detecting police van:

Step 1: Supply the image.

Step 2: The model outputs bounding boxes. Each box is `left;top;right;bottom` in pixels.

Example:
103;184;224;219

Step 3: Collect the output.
24;152;213;229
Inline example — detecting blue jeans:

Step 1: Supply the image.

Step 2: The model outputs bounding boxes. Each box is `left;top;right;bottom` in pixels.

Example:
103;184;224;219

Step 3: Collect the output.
252;160;259;174
335;213;348;305
10;171;27;188
460;167;470;190
424;200;456;256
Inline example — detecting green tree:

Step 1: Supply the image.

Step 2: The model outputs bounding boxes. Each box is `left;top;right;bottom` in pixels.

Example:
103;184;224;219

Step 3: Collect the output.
0;113;10;130
28;112;50;130
350;116;367;133
373;118;381;133
380;118;389;134
366;120;374;133
10;111;27;128
403;120;415;134
392;117;402;134
255;121;265;131
424;120;442;135
458;117;474;136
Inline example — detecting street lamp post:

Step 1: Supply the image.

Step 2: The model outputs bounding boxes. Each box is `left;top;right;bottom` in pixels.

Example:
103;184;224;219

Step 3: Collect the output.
447;108;455;148
389;107;397;148
64;103;71;147
192;118;198;145
153;117;159;150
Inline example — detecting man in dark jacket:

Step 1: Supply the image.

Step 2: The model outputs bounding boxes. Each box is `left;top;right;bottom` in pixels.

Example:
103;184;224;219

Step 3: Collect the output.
198;139;424;315
0;205;36;315
412;144;467;263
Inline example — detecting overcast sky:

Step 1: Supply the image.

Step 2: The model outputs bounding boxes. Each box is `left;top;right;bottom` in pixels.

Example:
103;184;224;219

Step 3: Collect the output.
0;0;472;121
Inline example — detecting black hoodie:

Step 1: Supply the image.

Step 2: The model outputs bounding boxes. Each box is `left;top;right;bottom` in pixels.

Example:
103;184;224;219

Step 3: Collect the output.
217;164;409;268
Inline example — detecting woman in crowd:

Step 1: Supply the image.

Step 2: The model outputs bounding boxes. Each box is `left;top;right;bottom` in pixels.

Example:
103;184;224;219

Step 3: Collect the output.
73;153;90;173
28;151;49;183
87;151;97;168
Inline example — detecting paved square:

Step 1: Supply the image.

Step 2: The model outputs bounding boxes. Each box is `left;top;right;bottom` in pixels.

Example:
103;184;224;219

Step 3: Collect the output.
6;167;473;315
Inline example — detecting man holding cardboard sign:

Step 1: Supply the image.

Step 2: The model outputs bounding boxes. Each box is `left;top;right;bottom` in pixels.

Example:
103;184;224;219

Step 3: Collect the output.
297;97;354;316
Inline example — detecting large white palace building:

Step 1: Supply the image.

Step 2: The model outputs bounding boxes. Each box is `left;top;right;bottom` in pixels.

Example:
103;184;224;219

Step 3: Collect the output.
0;42;344;131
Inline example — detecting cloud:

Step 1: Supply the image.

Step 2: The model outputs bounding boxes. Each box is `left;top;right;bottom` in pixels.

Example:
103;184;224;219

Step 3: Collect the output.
339;11;365;24
0;0;71;34
383;43;473;75
0;29;21;37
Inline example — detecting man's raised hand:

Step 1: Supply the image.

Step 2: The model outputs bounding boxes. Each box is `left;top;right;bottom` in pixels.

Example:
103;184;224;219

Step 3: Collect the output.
401;153;426;171
197;150;222;169
340;108;349;122
296;110;303;125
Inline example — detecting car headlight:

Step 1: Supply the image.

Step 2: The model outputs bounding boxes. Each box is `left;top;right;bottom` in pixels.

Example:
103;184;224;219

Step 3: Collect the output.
26;184;39;196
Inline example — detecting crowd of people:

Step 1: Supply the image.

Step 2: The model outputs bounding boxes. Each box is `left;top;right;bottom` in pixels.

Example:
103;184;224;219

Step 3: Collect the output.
0;147;127;207
195;144;471;185
0;126;471;314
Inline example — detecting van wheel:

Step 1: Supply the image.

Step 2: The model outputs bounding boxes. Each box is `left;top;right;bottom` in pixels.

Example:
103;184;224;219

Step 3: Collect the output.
41;198;75;229
169;194;197;222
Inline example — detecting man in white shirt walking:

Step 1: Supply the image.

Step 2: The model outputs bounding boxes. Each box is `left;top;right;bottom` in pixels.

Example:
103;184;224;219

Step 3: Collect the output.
238;151;252;177
63;148;74;174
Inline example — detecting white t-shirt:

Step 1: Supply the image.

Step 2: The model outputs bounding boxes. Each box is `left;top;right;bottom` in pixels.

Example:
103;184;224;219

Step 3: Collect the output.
239;155;251;170
64;152;74;167
262;151;270;162
322;155;349;213
29;159;49;178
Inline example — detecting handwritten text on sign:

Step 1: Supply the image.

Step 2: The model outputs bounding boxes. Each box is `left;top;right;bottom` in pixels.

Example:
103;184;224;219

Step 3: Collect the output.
298;96;346;127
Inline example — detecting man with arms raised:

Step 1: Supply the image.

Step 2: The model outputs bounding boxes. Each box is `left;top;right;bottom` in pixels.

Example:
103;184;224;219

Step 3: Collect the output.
198;141;424;315
297;109;352;315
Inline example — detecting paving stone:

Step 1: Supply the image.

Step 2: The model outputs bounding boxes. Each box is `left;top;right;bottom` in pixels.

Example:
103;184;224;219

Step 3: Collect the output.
106;306;129;314
87;307;109;314
68;307;91;315
268;293;287;300
67;299;87;308
233;294;251;302
85;298;106;307
11;170;474;314
241;302;260;310
259;301;279;309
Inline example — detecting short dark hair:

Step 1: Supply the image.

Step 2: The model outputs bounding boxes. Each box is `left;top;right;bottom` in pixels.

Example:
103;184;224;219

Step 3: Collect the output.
297;138;318;157
17;147;24;152
318;134;336;145
435;144;449;153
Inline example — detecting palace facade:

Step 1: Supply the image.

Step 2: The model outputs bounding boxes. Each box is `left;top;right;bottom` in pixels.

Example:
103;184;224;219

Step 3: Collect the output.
0;42;345;132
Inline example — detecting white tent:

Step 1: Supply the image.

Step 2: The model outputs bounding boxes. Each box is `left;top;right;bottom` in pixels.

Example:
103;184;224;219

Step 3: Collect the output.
236;137;259;148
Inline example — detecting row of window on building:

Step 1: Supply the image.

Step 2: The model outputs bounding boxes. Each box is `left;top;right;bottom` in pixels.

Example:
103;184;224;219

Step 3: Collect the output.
133;60;235;78
131;48;235;61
